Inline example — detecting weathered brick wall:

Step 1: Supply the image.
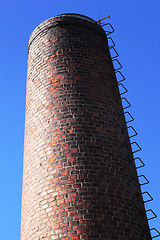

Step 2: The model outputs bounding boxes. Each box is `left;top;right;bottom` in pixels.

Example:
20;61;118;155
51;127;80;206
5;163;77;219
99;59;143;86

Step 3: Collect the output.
21;14;151;239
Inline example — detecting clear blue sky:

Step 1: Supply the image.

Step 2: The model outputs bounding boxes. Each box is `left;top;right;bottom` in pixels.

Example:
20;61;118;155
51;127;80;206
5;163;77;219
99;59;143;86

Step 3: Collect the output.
0;0;159;239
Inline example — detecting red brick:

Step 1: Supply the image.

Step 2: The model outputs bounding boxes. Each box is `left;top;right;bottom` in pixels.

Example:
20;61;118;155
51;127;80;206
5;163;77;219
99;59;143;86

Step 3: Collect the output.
71;236;79;240
47;104;53;109
50;141;57;146
48;157;56;163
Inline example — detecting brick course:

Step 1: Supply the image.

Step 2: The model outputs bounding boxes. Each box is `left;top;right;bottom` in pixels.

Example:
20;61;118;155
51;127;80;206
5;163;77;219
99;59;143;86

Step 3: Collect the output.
21;14;151;239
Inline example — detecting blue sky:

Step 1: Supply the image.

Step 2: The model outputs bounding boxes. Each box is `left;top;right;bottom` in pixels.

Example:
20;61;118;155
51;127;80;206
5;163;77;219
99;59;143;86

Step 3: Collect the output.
0;0;159;239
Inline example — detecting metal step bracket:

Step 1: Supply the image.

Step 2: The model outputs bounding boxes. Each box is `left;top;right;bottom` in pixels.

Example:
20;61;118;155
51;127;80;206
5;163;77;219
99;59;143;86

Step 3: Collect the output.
146;209;157;221
112;59;122;72
150;228;160;239
134;157;145;169
118;83;128;95
121;97;131;110
115;71;125;83
102;23;114;35
138;175;149;186
108;37;115;49
110;47;119;59
127;126;138;138
130;141;141;154
124;111;134;124
142;191;153;203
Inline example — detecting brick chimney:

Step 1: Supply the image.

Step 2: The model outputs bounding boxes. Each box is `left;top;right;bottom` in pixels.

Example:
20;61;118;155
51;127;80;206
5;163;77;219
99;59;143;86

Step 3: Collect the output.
21;14;151;239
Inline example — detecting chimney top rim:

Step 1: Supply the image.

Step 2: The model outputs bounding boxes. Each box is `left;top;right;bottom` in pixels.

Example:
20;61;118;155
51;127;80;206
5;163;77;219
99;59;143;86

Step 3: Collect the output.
53;13;96;24
28;13;101;48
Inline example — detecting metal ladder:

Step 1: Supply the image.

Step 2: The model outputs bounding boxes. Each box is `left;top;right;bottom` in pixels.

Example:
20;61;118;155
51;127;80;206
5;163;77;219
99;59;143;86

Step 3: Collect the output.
97;15;160;239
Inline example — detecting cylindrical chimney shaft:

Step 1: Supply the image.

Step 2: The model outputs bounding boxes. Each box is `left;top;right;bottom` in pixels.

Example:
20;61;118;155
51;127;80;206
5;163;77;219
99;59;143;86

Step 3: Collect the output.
21;14;151;239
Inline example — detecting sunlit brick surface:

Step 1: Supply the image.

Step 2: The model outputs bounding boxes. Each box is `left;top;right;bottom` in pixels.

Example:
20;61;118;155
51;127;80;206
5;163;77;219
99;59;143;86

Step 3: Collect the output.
21;14;151;239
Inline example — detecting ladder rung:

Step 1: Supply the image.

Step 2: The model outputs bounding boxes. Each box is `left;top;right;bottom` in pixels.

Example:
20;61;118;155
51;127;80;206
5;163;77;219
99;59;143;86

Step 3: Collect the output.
146;209;157;221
